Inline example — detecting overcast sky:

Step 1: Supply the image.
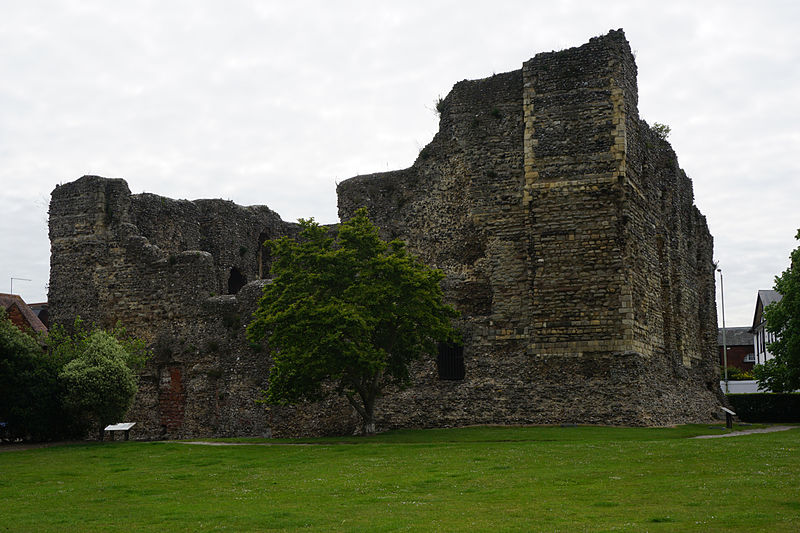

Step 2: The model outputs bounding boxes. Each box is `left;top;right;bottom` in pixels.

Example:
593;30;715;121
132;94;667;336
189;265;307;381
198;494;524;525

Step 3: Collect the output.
1;1;798;328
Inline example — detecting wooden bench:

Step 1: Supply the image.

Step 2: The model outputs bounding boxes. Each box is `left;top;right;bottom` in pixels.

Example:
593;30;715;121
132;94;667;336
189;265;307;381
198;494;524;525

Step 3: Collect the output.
104;422;136;441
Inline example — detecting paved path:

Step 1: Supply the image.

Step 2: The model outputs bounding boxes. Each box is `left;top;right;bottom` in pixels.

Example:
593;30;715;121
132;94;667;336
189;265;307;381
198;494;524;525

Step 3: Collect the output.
4;426;798;451
178;441;317;446
691;425;799;439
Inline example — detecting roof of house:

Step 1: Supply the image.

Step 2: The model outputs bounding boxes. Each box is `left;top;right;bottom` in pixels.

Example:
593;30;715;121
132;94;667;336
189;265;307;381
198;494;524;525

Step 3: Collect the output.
752;289;783;329
718;326;753;346
0;293;48;333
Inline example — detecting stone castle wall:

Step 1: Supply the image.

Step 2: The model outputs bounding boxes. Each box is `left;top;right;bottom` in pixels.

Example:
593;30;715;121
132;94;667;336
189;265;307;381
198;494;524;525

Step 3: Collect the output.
49;177;314;438
338;30;720;428
49;30;721;439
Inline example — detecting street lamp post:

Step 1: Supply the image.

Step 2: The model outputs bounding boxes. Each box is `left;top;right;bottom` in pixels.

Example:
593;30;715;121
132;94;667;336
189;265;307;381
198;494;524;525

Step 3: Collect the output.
716;266;728;393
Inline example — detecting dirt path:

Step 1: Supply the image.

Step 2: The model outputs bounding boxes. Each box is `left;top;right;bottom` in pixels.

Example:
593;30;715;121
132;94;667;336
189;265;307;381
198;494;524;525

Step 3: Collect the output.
691;425;799;439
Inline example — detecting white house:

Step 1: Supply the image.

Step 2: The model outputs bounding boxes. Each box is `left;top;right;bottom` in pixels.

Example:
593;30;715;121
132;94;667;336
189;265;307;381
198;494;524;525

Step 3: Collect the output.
751;289;782;365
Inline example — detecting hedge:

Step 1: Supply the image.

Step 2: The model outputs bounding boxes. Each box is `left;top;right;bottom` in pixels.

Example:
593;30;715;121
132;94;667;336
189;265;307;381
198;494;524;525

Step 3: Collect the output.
726;393;800;423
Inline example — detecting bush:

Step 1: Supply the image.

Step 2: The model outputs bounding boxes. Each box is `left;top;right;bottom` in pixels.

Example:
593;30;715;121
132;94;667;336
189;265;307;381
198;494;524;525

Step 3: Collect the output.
59;331;139;441
726;393;800;422
720;366;754;381
652;122;671;140
1;313;149;442
0;311;76;440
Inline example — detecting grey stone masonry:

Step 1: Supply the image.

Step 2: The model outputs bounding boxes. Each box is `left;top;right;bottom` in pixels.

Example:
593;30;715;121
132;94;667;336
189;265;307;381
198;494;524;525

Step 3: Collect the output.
49;29;722;439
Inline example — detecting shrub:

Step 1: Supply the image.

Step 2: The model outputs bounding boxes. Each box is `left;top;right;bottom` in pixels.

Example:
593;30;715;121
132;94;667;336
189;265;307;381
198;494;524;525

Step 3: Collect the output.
652;122;671;140
59;331;138;440
726;393;800;422
435;96;444;116
720;366;754;381
0;311;72;440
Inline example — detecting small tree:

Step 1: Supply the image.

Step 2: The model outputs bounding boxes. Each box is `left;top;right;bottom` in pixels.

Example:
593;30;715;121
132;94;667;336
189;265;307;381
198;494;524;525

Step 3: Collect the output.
652;122;671;140
58;331;139;440
248;208;458;434
754;229;800;392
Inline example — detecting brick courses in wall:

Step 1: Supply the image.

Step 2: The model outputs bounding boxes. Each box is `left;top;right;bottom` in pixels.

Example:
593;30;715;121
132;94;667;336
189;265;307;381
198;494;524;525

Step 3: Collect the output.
48;29;722;439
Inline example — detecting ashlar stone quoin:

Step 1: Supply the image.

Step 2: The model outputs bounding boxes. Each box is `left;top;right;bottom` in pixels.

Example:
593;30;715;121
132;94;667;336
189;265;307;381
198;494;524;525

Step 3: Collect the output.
48;29;723;439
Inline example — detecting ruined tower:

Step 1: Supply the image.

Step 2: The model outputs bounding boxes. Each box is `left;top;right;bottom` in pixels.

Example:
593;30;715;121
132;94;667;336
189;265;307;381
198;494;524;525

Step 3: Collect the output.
337;29;720;426
49;30;721;438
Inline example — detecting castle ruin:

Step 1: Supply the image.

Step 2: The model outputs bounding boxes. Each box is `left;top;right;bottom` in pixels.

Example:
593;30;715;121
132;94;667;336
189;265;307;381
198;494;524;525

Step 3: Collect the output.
49;30;722;438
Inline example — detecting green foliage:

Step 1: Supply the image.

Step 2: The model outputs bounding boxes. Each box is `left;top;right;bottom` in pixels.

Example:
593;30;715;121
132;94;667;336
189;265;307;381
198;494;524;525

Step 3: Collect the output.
434;95;444;116
0;310;69;440
58;331;138;439
248;208;458;433
726;393;800;422
1;315;148;441
720;366;754;381
756;229;800;392
652;122;671;140
46;317;149;371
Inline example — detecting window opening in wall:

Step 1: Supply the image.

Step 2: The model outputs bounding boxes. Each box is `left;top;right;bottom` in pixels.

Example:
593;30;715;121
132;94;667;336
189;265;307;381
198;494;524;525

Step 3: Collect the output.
437;342;465;380
227;267;246;295
743;353;755;363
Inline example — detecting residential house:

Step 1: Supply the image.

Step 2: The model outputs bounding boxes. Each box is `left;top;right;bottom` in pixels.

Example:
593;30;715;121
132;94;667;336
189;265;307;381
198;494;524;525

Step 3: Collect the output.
0;293;47;334
717;326;754;371
751;289;782;365
28;302;49;329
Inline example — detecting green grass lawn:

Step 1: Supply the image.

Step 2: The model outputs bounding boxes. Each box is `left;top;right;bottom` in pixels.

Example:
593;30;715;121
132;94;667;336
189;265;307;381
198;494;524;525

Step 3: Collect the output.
1;425;798;532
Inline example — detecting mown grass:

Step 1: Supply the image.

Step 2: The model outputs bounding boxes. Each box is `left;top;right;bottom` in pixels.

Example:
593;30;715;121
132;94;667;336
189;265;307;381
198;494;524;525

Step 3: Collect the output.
1;425;798;532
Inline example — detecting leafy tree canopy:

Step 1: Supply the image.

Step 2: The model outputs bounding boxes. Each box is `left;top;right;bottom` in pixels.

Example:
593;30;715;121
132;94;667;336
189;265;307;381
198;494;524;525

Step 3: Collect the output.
58;330;139;440
46;316;149;371
248;208;458;434
1;313;148;441
0;310;66;440
754;229;800;392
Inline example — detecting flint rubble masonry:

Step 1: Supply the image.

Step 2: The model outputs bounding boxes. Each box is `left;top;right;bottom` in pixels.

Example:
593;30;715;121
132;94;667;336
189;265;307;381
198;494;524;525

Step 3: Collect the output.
49;30;721;439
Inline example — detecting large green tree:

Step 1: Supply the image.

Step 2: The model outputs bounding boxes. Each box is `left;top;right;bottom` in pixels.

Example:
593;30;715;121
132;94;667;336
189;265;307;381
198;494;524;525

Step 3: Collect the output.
248;208;458;434
754;229;800;392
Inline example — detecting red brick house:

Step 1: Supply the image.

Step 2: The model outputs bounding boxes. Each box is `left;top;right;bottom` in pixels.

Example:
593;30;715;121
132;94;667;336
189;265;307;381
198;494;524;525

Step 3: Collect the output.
0;293;47;334
718;326;754;371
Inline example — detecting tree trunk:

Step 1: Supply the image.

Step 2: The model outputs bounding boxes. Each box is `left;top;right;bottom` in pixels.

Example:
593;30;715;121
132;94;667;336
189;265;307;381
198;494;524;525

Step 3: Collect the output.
98;424;104;442
345;378;379;435
362;394;376;435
